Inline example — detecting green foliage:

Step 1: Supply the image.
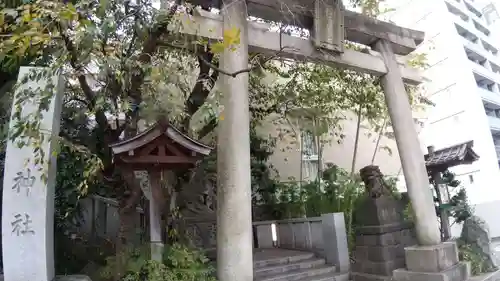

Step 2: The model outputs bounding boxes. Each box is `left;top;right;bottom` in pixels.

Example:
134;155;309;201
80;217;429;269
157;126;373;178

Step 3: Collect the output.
53;104;109;273
449;187;473;224
260;61;387;146
350;0;383;16
403;202;414;222
54;233;115;275
100;243;217;281
255;166;364;223
121;261;169;281
442;170;461;188
162;244;216;280
458;242;490;276
100;246;151;280
430;170;472;225
430;173;491;275
250;128;279;204
255;165;402;249
429;169;473;239
453;199;494;276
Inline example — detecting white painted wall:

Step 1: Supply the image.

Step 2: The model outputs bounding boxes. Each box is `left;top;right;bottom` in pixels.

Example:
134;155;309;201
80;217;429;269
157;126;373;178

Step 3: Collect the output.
259;111;404;182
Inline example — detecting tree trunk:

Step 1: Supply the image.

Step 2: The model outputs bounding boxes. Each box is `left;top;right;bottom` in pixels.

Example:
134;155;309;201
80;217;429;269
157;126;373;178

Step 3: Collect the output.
371;117;387;165
351;104;363;177
316;134;323;185
164;175;178;244
115;170;143;280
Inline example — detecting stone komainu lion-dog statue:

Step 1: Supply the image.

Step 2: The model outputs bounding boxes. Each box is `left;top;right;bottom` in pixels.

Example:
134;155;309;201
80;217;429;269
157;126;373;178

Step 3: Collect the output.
359;165;392;198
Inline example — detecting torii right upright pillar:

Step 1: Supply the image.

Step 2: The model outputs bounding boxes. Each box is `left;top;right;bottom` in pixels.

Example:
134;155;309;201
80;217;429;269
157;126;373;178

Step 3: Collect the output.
375;39;470;281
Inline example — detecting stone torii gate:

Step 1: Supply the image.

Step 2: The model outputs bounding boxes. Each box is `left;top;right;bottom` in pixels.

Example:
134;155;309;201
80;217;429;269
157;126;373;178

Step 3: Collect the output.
168;0;455;281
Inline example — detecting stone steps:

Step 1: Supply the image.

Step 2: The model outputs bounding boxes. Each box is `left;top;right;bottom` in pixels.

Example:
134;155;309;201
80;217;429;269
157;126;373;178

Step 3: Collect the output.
253;251;348;281
255;265;336;281
296;273;350;281
254;252;316;268
254;258;327;277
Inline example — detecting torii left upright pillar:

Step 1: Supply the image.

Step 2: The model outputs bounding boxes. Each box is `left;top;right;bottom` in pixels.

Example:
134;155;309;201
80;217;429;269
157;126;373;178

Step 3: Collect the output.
216;0;253;281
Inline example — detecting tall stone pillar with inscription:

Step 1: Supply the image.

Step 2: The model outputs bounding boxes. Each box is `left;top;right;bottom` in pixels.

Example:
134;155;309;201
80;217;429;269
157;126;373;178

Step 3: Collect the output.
2;67;64;281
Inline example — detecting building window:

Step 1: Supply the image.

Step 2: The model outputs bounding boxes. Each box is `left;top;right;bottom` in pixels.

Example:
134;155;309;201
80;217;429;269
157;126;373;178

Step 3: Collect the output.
302;131;318;158
301;131;319;181
303;160;319;181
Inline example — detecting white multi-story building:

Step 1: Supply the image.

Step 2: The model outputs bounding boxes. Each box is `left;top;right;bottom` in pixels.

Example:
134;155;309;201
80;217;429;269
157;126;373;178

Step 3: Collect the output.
384;0;500;237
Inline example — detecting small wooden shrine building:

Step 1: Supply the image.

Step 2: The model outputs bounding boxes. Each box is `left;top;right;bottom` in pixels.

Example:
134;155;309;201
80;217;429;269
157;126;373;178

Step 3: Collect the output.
109;120;213;260
424;140;479;241
425;141;479;173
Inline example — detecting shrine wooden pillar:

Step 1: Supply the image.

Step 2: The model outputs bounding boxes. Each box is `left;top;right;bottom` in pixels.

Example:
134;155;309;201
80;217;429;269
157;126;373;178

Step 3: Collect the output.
149;171;164;261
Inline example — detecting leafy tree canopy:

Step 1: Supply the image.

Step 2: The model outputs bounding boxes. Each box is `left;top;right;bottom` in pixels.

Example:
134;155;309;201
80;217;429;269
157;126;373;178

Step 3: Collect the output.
0;0;423;193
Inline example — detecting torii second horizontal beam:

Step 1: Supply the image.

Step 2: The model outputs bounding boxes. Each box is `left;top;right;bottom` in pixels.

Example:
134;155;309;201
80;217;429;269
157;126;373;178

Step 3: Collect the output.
167;10;423;84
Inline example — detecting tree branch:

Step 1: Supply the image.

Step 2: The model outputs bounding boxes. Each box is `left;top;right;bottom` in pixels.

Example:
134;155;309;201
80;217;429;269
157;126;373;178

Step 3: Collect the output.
185;50;217;117
197;101;280;139
116;122;127;136
58;23;110;131
198;117;218;139
128;0;180;94
126;0;181;136
197;46;291;78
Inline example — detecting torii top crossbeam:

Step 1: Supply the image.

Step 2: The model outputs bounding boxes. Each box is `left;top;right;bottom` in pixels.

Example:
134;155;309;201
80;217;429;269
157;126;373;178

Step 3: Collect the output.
187;0;424;56
171;0;425;84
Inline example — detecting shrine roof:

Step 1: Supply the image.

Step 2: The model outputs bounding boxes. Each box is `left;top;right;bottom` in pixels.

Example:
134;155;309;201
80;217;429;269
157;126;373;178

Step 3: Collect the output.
424;141;479;170
110;121;212;156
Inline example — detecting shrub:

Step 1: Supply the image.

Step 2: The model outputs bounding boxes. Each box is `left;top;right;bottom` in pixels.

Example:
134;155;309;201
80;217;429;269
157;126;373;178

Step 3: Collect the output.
100;243;217;281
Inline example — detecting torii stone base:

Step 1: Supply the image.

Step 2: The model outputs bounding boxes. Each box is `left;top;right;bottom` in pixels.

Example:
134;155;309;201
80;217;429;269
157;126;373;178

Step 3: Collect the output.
469;269;500;281
392;242;470;281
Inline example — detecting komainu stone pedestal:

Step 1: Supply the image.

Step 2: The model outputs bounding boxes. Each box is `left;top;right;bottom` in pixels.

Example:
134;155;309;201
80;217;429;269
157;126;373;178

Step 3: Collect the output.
393;242;470;281
352;166;417;281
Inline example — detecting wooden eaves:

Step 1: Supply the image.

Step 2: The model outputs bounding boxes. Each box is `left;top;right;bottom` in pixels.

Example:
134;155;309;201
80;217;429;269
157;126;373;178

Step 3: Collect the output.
110;121;213;168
